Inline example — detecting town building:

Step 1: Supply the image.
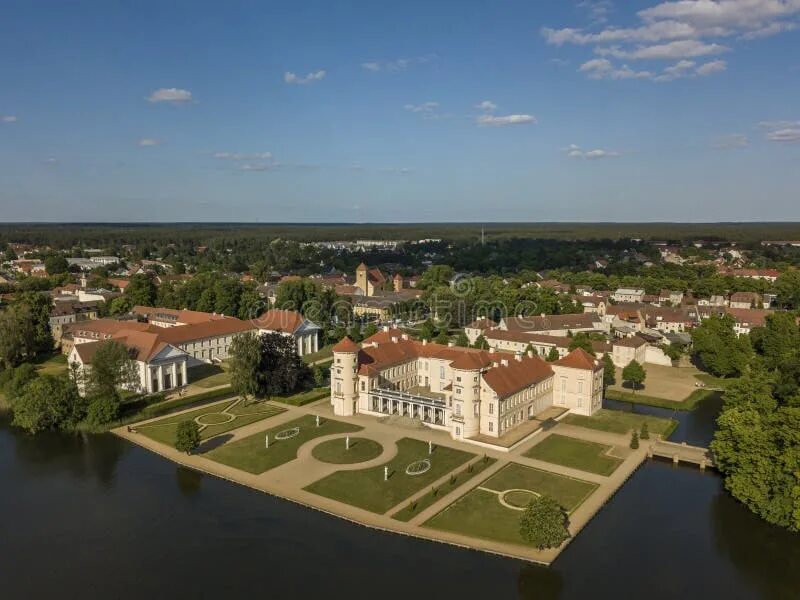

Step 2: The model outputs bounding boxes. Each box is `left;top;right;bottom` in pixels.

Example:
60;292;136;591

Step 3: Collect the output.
253;308;322;355
612;288;646;303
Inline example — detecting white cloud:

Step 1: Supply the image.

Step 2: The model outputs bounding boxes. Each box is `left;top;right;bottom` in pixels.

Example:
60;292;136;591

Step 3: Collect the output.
284;70;326;85
238;163;272;171
760;120;800;142
44;157;58;165
212;152;273;161
696;58;727;74
146;88;194;103
404;102;439;113
360;55;436;72
595;39;729;59
711;133;749;148
475;100;498;112
138;138;164;147
579;58;653;79
476;114;536;126
566;143;620;159
1;115;17;123
578;0;614;25
543;0;799;81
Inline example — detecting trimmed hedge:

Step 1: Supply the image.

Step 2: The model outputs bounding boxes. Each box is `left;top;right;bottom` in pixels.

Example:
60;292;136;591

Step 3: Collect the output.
140;386;236;419
270;387;330;406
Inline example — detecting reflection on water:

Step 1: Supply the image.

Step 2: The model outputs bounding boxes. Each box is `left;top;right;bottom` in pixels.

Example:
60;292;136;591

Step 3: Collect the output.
175;466;204;497
1;395;798;600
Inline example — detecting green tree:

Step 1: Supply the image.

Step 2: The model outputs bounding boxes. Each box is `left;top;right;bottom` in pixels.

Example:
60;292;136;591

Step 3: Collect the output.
640;422;650;440
455;331;470;347
44;254;69;275
622;360;646;393
630;429;640;449
419;319;436;341
546;347;560;362
602;353;616;390
473;335;489;350
518;495;570;549
775;270;800;310
83;341;139;425
258;332;312;398
313;365;325;387
691;314;752;378
11;375;84;434
0;293;53;368
229;331;262;402
124;273;157;307
568;332;594;354
435;330;450;345
108;295;133;316
362;322;379;339
348;323;363;343
175;420;201;454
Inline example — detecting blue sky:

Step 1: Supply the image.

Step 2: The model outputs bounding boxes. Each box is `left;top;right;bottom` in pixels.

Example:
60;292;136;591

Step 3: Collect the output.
1;0;799;222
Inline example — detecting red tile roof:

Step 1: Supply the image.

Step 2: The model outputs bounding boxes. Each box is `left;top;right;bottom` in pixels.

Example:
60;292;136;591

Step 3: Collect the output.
253;309;306;333
332;336;360;353
555;348;602;371
482;355;554;399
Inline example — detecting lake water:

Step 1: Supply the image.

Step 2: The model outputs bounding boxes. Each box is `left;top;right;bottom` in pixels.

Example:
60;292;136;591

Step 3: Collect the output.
2;398;798;600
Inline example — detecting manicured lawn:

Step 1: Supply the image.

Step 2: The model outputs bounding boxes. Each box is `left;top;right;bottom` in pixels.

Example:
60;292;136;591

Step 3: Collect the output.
564;408;677;437
605;388;711;411
694;373;739;390
312;437;383;464
391;456;497;522
207;415;362;474
424;463;597;546
270;387;330;406
35;353;68;376
523;434;622;476
305;438;475;514
188;362;231;388
302;344;334;364
136;398;285;446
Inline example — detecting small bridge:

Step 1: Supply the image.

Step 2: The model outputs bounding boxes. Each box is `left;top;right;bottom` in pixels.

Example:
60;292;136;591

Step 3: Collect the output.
649;440;715;470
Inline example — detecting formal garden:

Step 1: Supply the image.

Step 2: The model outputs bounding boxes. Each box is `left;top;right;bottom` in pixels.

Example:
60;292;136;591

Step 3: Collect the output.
424;463;597;546
206;414;361;473
523;433;623;476
304;438;474;514
135;397;286;445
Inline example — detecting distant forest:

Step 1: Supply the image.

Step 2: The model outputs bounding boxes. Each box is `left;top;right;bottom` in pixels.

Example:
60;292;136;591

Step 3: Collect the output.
3;222;800;246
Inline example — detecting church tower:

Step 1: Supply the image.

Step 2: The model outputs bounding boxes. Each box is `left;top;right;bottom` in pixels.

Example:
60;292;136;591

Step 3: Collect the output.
355;262;369;296
331;337;360;416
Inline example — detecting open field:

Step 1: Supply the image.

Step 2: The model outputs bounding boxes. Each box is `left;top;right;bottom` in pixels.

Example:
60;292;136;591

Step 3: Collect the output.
424;463;597;546
523;434;622;476
609;364;706;402
206;415;361;473
563;408;676;437
304;438;474;514
135;398;285;446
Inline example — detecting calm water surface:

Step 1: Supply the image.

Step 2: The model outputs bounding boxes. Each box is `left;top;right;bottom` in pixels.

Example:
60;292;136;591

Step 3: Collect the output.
2;398;798;600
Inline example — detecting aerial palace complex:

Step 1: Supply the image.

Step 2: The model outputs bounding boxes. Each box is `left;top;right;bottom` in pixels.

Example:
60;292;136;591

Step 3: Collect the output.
331;327;603;446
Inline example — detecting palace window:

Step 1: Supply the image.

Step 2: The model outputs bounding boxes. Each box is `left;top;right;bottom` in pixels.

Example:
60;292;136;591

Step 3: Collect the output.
489;403;494;415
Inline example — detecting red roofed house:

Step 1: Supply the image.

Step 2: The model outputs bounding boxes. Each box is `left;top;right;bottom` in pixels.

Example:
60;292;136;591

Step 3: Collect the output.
253;308;322;356
355;262;390;297
68;330;190;396
331;328;603;446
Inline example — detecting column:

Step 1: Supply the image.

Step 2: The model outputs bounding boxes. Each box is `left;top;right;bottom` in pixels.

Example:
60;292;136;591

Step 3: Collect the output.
314;332;319;353
157;365;164;393
171;362;178;389
182;360;188;387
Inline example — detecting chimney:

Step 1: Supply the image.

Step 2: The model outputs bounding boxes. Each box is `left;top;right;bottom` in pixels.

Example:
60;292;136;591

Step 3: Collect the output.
540;313;546;318
382;325;389;332
527;349;534;358
515;352;523;362
500;359;508;367
422;339;428;346
489;347;495;353
391;336;398;343
517;314;523;319
401;334;408;340
447;341;455;347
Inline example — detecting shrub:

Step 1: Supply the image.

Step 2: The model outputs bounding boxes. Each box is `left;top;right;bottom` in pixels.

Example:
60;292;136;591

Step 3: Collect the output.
630;430;640;449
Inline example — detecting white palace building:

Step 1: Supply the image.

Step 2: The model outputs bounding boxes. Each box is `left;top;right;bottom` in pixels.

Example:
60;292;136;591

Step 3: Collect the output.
331;328;603;447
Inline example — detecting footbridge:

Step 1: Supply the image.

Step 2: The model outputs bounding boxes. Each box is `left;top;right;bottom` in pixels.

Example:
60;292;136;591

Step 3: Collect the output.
648;440;715;470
